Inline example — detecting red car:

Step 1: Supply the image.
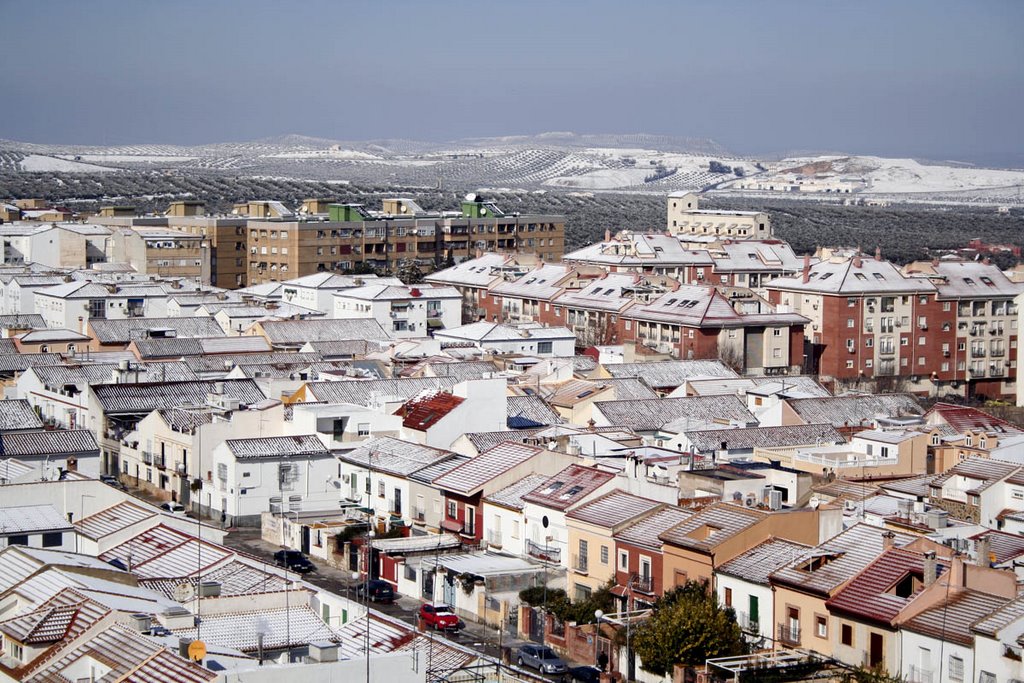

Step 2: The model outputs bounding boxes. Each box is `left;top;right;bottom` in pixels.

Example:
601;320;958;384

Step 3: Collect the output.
419;603;460;630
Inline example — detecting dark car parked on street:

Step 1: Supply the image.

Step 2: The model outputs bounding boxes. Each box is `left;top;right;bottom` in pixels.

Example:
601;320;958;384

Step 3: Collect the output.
355;579;395;603
273;549;316;573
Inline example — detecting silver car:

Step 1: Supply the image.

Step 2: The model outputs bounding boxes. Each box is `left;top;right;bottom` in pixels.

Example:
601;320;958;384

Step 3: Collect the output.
516;644;568;675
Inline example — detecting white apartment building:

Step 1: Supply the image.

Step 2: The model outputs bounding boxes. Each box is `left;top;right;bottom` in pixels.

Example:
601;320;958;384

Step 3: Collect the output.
667;192;771;239
334;284;462;338
34;281;168;330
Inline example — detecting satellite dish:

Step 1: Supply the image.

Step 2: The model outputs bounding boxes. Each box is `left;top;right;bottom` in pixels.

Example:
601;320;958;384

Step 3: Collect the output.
464;192;477;202
173;582;195;602
479;207;487;215
399;205;407;213
187;640;207;662
809;496;821;509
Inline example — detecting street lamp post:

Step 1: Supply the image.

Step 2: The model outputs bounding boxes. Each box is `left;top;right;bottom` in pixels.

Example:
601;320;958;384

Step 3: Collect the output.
594;609;604;670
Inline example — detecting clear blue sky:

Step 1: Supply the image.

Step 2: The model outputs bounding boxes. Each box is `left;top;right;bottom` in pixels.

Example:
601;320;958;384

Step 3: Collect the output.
3;0;1022;165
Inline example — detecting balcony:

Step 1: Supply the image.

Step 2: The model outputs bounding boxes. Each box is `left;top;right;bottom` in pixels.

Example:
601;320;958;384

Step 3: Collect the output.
154;454;166;470
777;624;801;646
141;451;153;465
908;665;933;683
413;507;426;523
526;539;561;564
734;610;759;634
572;554;588;575
486;530;502;549
630;574;654;594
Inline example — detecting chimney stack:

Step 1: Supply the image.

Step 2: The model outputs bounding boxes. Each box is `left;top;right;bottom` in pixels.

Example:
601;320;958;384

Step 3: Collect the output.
801;254;811;283
923;550;938;586
881;530;896;550
874;246;882;261
604;229;611;242
976;535;992;567
852;255;862;269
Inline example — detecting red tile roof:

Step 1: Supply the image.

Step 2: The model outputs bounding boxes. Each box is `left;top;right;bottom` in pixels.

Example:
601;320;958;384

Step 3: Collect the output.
397;391;465;430
825;547;946;625
926;402;1021;435
522;465;615;510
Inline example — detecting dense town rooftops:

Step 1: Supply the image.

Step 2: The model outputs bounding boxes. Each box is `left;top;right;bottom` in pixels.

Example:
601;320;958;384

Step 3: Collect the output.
431;441;543;495
565;490;662;528
594;395;755;432
602;359;737;388
612;506;694;551
770;524;916;596
256;318;389;345
563;233;715;267
710;240;806;273
825;546;945;624
89;317;225;344
29;361;197;386
484;473;552;511
769;256;936;295
658;502;767;552
93;378;265;415
930;456;1021;493
0;399;44;430
226;434;329;460
522;464;615;510
925;402;1022;435
301;376;458;406
785;394;923;427
684;423;845;453
0;353;63;374
716;537;814;584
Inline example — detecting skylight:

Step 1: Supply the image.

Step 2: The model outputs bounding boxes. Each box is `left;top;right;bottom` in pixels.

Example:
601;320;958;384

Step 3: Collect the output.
854;273;867;281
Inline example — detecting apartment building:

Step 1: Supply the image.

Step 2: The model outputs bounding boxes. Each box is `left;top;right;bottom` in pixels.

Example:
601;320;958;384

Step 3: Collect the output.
106;227;210;282
333;283;462;338
246;197;565;285
667;192;771;239
767;254;1022;399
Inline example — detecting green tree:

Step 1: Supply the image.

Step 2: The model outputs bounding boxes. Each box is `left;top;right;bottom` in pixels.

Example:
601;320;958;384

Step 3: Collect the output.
631;580;746;677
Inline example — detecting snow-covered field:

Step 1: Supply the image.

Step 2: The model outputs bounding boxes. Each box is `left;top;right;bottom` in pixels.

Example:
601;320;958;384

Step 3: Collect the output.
19;154;118;172
69;154;197;163
847;157;1024;194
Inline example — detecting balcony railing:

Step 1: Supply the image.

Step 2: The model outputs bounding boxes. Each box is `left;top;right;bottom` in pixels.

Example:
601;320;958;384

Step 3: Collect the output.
413;507;426;522
734;610;759;633
777;624;801;646
486;530;502;548
630;574;654;594
572;554;588;574
526;539;561;563
141;451;153;465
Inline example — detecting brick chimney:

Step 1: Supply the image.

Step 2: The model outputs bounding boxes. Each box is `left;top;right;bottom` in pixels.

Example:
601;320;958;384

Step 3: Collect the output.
852;254;863;269
976;535;992;567
874;246;882;261
923;550;938;586
801;254;811;283
604;229;611;242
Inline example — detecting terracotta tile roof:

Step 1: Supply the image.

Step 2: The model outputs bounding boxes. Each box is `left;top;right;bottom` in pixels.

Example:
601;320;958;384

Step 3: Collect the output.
657;502;767;552
770;523;916;596
972;595;1024;637
522;464;615;510
970;530;1024;564
397;391;465;431
566;490;662;529
902;589;1011;646
825;547;945;624
785;394;923;428
431;441;543;495
930;456;1021;493
612;506;693;552
0;602;80;644
716;537;813;585
925;402;1022;435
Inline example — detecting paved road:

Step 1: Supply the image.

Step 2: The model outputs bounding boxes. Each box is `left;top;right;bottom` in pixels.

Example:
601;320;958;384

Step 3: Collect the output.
221;528;528;666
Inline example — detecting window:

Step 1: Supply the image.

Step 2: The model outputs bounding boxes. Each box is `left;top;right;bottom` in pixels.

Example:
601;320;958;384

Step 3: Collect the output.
537;341;553;354
357;423;370;437
7;640;23;662
815;615;827;638
6;534;28;546
378;480;385;497
618;550;629;571
772;328;782;337
447;500;457;518
841;623;853;647
724;587;732;607
978;672;995;683
600;546;609;564
847;318;855;328
948;655;963;682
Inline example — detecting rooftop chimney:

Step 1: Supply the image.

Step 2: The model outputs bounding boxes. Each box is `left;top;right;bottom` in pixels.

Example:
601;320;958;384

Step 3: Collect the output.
801;254;811;283
881;530;896;549
604;229;611;242
976;535;993;567
852;255;863;269
874;246;882;261
923;550;938;586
